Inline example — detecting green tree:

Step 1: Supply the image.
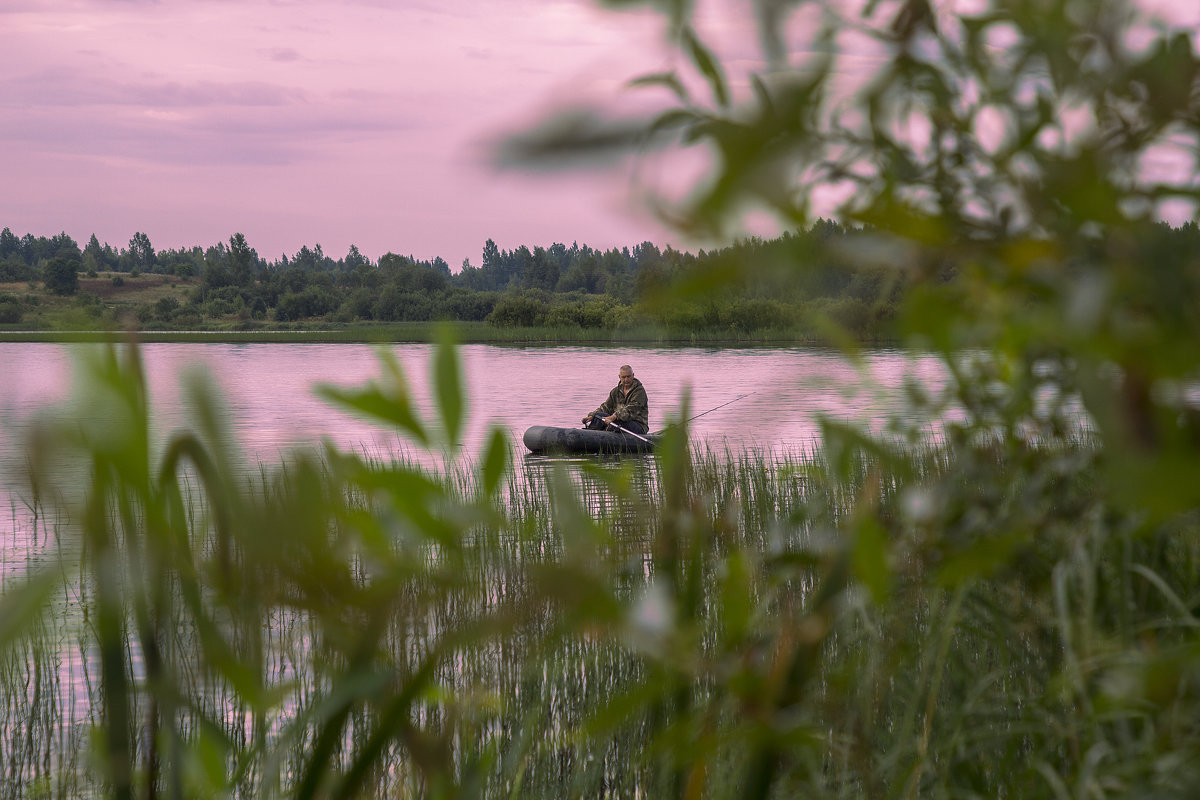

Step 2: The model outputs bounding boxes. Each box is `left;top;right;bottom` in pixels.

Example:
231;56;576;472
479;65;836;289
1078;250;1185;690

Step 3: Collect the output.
82;233;105;274
0;227;18;260
129;231;155;272
343;243;367;270
202;242;231;291
523;245;560;291
481;238;500;272
228;232;256;288
43;256;80;296
50;231;80;261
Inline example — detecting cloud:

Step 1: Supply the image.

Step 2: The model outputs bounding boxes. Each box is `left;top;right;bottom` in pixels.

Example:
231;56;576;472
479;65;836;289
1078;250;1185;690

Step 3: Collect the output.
0;69;307;109
264;47;303;63
0;0;677;268
460;45;497;62
0;87;426;168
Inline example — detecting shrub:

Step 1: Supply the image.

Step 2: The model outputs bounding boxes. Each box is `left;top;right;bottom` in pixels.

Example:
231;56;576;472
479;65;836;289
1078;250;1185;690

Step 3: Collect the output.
0;297;21;324
487;293;548;327
205;298;236;318
718;298;796;332
275;286;339;321
437;289;497;322
805;296;875;339
656;300;711;331
0;256;37;283
43;256;80;296
373;287;433;321
155;296;181;319
543;302;584;329
342;287;376;320
603;303;642;329
580;296;623;328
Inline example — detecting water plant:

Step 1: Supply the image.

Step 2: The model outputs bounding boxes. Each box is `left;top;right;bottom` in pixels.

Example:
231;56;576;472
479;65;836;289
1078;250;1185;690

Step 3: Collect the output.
3;330;1199;797
5;0;1200;797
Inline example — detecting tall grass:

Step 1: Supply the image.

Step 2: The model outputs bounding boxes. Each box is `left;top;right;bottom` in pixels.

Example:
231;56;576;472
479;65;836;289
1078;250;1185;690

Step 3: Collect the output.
3;339;1199;798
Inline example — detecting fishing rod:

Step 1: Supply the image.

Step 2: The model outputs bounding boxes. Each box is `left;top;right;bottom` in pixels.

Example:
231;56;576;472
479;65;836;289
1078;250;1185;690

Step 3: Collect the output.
590;393;754;443
608;420;652;444
685;392;755;423
645;392;756;438
582;411;654;443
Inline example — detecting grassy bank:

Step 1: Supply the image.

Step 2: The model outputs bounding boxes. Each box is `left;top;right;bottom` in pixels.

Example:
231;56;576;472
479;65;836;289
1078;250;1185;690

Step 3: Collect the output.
1;272;879;344
0;320;829;345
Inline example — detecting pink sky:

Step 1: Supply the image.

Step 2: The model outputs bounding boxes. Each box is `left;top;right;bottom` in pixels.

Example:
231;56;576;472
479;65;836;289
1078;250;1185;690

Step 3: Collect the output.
0;0;697;268
3;1;1197;269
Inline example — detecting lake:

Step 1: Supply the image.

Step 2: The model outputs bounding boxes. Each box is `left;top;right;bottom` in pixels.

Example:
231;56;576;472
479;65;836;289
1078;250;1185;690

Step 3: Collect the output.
0;341;948;793
1;341;948;474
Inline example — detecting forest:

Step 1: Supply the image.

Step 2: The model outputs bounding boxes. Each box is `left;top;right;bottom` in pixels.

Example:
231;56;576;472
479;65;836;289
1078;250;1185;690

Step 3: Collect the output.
0;219;1056;338
7;220;1200;339
0;221;922;338
9;219;1200;338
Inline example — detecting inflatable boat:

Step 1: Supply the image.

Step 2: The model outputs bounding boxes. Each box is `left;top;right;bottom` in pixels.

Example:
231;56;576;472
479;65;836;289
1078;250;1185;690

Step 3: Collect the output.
522;425;660;455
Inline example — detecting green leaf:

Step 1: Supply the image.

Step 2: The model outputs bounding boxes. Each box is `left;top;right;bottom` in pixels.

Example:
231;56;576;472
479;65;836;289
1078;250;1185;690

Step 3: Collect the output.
719;550;754;643
682;26;729;108
628;71;689;102
433;325;465;450
935;532;1027;587
316;349;427;445
750;73;774;117
479;425;510;498
352;466;460;546
852;518;890;605
0;571;56;651
648;108;704;138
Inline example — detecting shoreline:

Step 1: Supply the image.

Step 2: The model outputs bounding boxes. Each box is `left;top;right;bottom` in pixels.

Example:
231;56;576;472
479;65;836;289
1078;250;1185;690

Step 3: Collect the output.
0;324;861;346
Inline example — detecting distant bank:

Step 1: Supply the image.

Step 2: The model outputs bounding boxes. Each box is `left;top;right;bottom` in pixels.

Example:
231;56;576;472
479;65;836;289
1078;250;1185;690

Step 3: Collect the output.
0;322;834;346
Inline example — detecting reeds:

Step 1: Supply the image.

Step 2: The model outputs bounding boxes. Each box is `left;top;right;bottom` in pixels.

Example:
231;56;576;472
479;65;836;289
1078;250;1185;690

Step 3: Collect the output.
2;340;1199;798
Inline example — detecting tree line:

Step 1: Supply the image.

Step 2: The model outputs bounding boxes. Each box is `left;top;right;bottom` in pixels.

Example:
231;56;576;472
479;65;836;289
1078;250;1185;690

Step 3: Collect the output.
6;220;1200;337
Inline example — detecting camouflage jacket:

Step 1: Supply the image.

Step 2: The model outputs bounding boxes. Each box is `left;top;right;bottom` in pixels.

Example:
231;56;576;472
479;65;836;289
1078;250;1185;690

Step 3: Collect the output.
594;377;648;429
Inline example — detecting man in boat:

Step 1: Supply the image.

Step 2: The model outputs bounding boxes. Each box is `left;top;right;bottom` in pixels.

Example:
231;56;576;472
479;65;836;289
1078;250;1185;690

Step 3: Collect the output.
582;364;649;435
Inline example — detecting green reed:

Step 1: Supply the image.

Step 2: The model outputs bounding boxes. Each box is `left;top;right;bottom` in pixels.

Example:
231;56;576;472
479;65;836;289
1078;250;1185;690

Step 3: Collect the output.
2;337;1199;798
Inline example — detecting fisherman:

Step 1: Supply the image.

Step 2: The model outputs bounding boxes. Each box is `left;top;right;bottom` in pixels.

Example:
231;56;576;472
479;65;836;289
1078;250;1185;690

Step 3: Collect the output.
582;364;649;435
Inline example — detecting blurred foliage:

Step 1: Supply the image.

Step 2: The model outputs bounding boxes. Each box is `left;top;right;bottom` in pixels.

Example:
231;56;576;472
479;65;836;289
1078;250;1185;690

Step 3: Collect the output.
509;0;1200;511
5;0;1200;798
499;0;1200;794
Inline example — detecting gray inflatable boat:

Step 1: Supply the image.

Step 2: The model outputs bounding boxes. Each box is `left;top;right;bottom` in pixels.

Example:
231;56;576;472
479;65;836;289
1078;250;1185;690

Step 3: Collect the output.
522;425;659;455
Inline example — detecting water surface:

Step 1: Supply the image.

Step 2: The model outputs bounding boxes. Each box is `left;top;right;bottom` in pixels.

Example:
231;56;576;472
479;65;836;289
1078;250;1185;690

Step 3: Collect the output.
2;342;945;471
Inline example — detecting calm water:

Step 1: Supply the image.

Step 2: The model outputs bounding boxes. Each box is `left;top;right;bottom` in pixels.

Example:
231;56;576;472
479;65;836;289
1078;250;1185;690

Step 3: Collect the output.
1;342;948;474
0;341;950;789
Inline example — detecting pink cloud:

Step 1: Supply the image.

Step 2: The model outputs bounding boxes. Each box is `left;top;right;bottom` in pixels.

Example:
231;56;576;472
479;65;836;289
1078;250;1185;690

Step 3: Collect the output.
5;0;1193;271
0;0;676;267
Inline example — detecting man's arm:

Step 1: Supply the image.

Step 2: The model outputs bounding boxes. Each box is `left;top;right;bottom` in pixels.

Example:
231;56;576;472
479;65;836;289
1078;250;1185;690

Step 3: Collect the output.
585;387;619;423
596;387;618;418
